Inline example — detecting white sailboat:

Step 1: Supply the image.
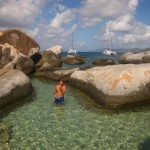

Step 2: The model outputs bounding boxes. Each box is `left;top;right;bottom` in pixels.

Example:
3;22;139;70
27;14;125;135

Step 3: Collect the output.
68;33;77;55
103;34;117;55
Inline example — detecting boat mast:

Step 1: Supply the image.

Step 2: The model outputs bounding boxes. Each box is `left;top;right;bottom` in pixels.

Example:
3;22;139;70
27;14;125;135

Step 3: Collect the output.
72;32;74;50
110;32;113;51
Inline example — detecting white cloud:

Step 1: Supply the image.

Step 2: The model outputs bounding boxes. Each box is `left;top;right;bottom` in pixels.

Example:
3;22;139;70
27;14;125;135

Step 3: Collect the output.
25;28;39;38
107;15;133;33
95;20;150;49
0;0;46;27
1;0;150;50
50;9;75;28
79;0;130;27
122;22;150;44
91;0;150;49
44;9;76;39
42;8;77;49
54;3;66;11
105;0;138;33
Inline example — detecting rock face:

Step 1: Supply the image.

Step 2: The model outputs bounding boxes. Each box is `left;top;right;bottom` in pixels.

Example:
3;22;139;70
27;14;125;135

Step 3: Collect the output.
0;69;33;108
92;58;115;65
119;51;150;64
34;68;79;81
0;29;40;56
28;47;40;57
0;43;34;75
36;50;62;68
62;54;87;64
70;64;150;106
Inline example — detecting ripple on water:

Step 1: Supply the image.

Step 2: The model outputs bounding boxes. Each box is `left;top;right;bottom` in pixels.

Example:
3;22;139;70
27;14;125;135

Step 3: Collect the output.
0;77;150;150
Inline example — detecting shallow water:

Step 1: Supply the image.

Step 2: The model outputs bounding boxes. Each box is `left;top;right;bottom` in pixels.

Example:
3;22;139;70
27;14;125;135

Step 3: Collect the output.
0;77;150;150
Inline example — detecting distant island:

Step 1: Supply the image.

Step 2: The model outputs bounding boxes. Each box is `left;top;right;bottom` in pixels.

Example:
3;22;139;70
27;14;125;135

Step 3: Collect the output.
88;48;150;53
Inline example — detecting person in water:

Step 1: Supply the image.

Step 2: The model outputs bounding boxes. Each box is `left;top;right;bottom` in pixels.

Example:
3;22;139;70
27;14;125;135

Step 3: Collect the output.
54;80;66;103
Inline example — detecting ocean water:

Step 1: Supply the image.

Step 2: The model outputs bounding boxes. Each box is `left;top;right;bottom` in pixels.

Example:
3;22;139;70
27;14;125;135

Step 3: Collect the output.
0;77;150;150
61;52;122;69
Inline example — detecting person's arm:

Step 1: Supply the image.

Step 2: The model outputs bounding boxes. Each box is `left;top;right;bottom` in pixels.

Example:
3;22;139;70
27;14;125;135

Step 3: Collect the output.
62;85;66;96
54;86;59;98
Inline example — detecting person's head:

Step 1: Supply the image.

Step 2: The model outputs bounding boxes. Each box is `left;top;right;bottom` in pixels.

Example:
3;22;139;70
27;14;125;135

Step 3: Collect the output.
59;80;64;86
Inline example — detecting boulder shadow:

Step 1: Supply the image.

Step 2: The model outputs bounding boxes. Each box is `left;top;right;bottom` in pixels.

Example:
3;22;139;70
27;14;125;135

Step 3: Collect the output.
138;137;150;150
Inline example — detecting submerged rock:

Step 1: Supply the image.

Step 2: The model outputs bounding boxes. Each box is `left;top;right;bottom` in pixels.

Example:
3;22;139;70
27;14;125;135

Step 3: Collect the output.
54;68;79;80
34;68;79;81
0;43;34;75
0;28;40;56
92;58;115;65
119;51;150;64
0;123;11;149
70;64;150;106
0;69;33;108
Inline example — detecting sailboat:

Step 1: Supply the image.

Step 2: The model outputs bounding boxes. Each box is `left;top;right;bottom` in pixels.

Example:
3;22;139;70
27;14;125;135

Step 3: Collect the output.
68;33;77;55
103;33;117;55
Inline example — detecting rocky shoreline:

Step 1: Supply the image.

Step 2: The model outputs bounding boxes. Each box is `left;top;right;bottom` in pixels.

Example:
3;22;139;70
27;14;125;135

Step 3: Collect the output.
1;29;150;108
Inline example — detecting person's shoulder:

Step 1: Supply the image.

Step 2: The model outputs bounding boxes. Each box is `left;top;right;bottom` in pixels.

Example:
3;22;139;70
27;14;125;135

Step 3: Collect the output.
56;84;60;88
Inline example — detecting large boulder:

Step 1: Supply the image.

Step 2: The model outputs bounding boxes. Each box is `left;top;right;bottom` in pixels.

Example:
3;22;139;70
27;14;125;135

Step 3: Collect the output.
92;58;115;65
0;43;34;75
70;64;150;107
62;54;87;64
119;51;150;64
36;48;62;68
0;29;40;56
0;69;33;108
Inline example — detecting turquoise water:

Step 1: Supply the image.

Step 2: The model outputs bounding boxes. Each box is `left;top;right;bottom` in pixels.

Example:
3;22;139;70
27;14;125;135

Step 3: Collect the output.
0;77;150;150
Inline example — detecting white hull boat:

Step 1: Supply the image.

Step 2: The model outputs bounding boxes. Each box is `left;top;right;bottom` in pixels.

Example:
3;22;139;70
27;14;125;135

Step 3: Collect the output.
68;48;77;55
103;32;117;55
103;49;117;55
68;33;77;55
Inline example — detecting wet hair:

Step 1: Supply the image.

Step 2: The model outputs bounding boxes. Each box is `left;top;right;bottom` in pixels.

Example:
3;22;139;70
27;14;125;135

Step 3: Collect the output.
59;80;64;84
57;80;64;85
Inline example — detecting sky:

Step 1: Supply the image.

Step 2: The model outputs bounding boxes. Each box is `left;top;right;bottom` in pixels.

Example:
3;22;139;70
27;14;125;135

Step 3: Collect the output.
0;0;150;51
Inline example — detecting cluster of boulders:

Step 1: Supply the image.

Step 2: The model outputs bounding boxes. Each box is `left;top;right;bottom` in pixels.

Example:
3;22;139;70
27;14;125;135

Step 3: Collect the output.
0;29;40;108
1;28;150;108
0;29;64;108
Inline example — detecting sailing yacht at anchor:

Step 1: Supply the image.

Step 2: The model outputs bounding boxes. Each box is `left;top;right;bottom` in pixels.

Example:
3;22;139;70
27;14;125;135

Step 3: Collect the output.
68;33;77;55
103;33;117;55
